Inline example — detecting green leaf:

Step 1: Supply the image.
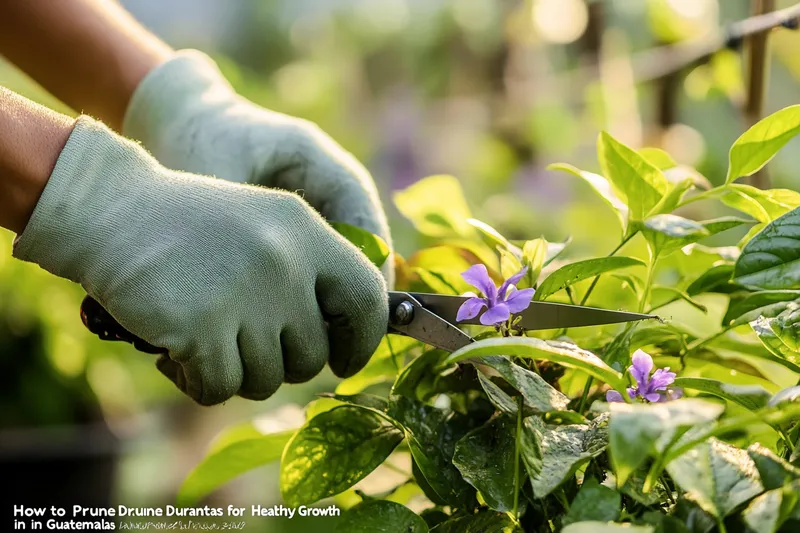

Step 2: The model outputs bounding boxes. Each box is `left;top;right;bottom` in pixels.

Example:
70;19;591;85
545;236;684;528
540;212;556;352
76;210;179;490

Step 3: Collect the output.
548;162;628;230
500;247;524;281
429;510;522;533
521;238;548;288
334;501;428;533
686;264;736;296
727;104;800;183
444;337;627;392
768;306;800;352
393;175;474;238
562;522;654;533
562;478;621;526
453;415;518;512
479;356;570;413
598;131;669;220
317;393;389;413
723;291;800;326
769;385;800;407
750;316;800;374
414;268;471;296
534;256;645;301
651;178;695;215
336;335;420;395
644;215;750;258
390;396;478;508
747;443;800;490
673;377;772;412
666;438;764;519
178;429;294;506
478;374;520;415
522;414;609;497
742;478;800;533
609;399;725;486
330;222;390;268
392;349;448;400
280;406;403;506
467;218;518;256
639;147;678;169
734;206;800;290
717;184;800;223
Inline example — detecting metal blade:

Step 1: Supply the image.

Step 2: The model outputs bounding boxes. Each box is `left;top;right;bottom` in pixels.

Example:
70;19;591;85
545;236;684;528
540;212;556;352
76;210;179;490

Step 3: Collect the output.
388;292;474;352
395;292;659;330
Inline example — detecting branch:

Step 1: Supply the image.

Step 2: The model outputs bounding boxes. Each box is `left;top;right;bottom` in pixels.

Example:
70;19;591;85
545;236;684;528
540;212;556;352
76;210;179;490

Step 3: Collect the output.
630;2;800;83
744;0;776;189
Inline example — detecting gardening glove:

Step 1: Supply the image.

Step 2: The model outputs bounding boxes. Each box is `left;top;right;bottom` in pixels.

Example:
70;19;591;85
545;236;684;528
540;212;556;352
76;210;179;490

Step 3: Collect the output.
12;116;389;406
122;49;394;288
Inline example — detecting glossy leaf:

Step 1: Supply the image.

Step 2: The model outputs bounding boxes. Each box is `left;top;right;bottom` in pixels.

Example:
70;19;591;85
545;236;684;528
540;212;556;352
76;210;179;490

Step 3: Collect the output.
638;147;677;169
734;206;800;290
534;256;645;301
453;415;518;512
598;131;669;220
467;218;516;255
444;337;628;392
334;501;428;533
717;184;800;223
769;385;800;407
747;443;800;490
429;510;522;533
609;399;725;486
643;216;749;257
390;396;479;508
280;406;403;506
480;356;570;413
178;429;294;506
562;478;621;526
673;377;771;411
666;438;764;519
750;316;800;373
393;175;474;238
548;162;628;230
330;222;390;268
478;374;520;415
686;264;736;296
522;414;609;497
722;291;800;326
727;104;800;183
742;479;800;533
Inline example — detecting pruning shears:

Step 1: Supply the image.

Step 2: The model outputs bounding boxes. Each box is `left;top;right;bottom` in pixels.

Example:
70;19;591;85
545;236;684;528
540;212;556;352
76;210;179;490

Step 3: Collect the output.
79;292;658;355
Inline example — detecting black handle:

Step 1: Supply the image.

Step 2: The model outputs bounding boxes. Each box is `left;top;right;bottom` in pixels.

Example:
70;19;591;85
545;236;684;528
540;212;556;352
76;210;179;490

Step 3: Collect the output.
80;295;167;354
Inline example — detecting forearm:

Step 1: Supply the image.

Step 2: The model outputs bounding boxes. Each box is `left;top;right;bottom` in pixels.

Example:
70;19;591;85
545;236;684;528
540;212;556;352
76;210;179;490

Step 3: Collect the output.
0;87;74;234
0;0;172;131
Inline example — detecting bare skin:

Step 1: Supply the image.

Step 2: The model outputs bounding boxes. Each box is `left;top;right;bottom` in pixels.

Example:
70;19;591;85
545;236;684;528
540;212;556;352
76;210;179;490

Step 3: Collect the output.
0;0;175;233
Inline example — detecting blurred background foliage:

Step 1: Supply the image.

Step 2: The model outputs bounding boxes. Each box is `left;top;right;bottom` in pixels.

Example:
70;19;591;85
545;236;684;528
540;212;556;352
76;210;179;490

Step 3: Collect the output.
0;0;799;530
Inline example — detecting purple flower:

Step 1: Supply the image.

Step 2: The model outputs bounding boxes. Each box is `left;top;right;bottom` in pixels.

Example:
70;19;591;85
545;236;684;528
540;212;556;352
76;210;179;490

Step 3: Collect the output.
456;264;536;326
606;349;683;403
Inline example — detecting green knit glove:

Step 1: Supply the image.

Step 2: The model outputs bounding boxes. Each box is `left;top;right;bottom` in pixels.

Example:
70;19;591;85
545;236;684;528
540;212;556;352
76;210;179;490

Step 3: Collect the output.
13;116;389;406
122;49;394;288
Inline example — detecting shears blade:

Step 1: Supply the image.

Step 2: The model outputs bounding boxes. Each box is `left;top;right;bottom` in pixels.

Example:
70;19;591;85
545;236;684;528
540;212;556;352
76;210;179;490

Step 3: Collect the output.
390;291;658;332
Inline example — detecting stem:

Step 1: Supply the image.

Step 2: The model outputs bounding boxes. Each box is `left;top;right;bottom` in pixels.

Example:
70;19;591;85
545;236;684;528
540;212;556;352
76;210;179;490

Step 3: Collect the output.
660;475;675;504
717;517;728;533
779;427;796;453
575;233;637;412
513;396;523;519
744;0;775;189
579;232;635;307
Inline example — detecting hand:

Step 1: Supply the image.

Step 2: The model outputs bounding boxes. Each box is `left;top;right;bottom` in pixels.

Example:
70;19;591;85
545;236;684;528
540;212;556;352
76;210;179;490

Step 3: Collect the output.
13;117;389;406
122;50;394;287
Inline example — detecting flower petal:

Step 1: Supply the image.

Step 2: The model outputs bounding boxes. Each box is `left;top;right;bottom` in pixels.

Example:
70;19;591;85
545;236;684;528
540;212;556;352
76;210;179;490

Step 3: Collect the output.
480;302;510;325
456;297;488;322
649;367;677;391
657;388;683;402
629;350;654;389
504;288;535;313
644;392;662;403
461;264;497;302
606;390;625;403
627;387;638;399
498;265;529;300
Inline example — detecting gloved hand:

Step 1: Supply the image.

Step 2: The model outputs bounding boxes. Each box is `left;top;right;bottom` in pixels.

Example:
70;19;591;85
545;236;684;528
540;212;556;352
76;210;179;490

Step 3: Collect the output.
12;116;389;406
122;49;394;287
